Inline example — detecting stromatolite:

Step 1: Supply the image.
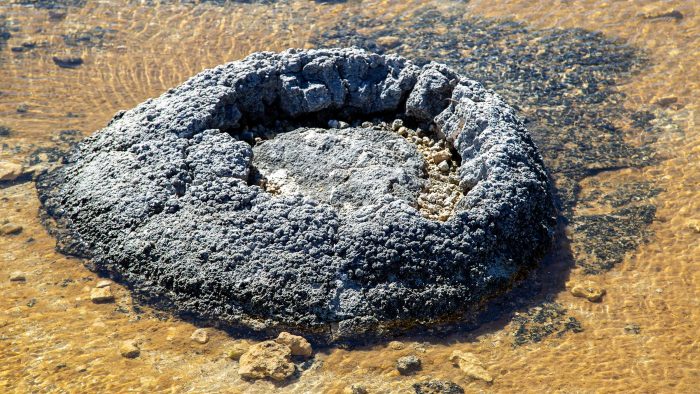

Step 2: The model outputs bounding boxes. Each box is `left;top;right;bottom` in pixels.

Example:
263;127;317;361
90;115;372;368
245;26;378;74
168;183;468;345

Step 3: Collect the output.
36;48;556;343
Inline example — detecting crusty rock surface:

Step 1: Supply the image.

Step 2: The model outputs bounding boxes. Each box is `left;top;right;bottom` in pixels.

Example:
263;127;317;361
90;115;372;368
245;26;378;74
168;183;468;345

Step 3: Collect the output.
36;48;555;343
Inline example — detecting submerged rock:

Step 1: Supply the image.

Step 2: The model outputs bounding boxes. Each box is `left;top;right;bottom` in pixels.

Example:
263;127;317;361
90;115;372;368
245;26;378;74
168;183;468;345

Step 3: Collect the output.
36;48;555;343
238;340;295;381
52;56;83;69
0;223;23;236
190;328;209;344
396;355;422;375
119;340;140;358
90;286;114;303
275;332;312;358
413;380;464;394
449;351;493;383
225;342;250;360
0;162;23;182
9;271;26;282
570;281;606;302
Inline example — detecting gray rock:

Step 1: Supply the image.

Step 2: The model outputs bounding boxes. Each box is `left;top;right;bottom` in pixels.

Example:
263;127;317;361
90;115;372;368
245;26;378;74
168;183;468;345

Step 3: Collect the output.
396;355;422;375
413;379;464;394
36;48;555;344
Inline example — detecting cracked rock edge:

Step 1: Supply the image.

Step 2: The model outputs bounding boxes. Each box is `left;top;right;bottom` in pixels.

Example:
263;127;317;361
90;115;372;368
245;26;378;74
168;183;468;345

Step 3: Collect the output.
36;48;556;343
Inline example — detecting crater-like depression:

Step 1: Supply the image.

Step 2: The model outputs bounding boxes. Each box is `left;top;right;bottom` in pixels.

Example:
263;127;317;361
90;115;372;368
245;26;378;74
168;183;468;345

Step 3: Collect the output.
37;48;556;343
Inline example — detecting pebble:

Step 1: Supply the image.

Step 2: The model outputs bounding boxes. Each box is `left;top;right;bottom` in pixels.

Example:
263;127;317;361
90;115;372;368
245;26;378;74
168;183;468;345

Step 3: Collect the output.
643;10;683;21
338;121;350;129
190;328;209;344
343;384;368;394
438;160;450;174
376;36;401;49
398;126;408;136
391;119;404;131
388;340;405;350
396;355;422;375
449;350;493;383
90;286;115;303
0;162;23;182
687;220;700;233
570;281;606;302
328;119;340;129
9;271;26;282
120;340;140;358
624;323;641;335
431;150;452;164
653;96;678;108
361;121;373;128
275;331;312;358
226;342;250;360
52;56;83;69
0;223;23;236
413;379;464;394
238;340;295;381
95;280;112;288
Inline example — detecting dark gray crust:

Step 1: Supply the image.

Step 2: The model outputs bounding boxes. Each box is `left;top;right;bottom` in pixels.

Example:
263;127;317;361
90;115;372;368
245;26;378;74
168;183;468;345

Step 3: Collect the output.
36;48;555;343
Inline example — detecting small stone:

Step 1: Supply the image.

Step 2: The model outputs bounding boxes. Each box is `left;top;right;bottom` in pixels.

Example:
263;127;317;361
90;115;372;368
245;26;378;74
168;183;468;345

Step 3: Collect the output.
52;56;83;69
376;36;401;49
431;150;452;164
9;271;26;282
570;281;606;302
361;121;373;128
226;342;250;360
391;119;404;131
643;10;683;21
0;162;23;182
388;340;405;350
0;223;23;236
90;286;115;303
95;280;112;288
238;340;295;381
275;331;312;358
413;379;464;394
190;328;209;344
120;340;140;358
328;119;340;129
396;355;422;375
449;350;493;383
624;323;641;335
398;126;408;136
653;96;678;108
344;384;368;394
338;121;350;129
438;160;450;174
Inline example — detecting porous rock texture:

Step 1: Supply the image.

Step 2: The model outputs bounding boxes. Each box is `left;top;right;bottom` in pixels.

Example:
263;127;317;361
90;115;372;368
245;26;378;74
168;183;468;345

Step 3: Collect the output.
36;48;555;343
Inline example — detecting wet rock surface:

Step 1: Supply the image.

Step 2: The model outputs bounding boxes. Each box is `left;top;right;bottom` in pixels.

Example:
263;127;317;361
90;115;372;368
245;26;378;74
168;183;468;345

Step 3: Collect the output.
315;4;666;273
253;126;425;210
36;48;555;343
511;302;584;346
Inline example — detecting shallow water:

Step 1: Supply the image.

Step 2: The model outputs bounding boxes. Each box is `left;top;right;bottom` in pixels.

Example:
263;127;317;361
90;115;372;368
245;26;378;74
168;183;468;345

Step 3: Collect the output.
0;0;698;392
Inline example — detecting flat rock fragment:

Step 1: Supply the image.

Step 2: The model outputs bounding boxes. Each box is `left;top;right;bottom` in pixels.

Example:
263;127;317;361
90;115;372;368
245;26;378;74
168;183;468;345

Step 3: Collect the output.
449;351;493;383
